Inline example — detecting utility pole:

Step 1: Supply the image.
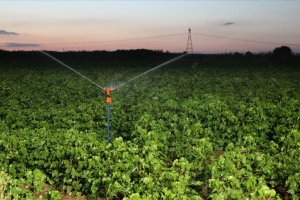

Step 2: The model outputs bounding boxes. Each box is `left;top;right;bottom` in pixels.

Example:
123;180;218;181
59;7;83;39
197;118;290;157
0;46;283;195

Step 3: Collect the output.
186;27;193;53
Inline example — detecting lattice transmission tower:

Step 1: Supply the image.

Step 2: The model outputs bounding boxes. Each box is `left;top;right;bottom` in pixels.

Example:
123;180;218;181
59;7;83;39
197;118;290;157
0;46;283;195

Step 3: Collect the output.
186;27;193;53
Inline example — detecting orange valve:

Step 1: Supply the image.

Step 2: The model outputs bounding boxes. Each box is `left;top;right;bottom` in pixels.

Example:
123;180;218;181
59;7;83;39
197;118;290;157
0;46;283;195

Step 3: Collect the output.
105;88;111;96
105;88;112;104
106;96;112;104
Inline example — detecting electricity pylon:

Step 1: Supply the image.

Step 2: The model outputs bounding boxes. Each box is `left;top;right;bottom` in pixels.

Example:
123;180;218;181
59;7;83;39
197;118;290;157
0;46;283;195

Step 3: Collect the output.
186;27;193;53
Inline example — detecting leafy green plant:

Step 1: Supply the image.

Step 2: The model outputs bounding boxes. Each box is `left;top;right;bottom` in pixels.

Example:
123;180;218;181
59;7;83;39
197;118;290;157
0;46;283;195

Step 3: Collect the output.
0;171;11;200
1;54;300;198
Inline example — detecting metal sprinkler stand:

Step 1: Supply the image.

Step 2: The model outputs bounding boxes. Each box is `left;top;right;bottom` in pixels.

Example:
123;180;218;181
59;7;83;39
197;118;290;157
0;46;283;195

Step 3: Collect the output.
105;88;112;143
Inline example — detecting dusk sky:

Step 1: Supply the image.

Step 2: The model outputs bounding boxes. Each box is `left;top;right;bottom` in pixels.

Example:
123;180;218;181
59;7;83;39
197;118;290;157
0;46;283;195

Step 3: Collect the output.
1;0;300;53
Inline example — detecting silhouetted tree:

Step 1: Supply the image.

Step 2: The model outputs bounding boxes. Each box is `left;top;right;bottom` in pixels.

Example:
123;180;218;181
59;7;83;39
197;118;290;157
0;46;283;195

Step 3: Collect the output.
273;46;292;58
233;52;243;56
245;51;253;58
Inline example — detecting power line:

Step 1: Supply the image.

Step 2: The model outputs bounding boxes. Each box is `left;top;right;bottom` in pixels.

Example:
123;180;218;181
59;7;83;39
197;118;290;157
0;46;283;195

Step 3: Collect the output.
193;32;300;47
0;32;185;46
2;31;299;48
36;32;300;47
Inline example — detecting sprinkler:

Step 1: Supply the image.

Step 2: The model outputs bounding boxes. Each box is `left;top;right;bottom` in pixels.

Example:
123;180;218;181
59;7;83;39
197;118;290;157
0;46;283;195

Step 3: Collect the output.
41;51;188;143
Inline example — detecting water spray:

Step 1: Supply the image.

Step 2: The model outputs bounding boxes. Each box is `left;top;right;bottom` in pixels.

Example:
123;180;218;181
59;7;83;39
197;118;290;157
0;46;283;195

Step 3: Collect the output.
40;51;105;91
40;50;188;143
112;53;188;91
40;51;113;141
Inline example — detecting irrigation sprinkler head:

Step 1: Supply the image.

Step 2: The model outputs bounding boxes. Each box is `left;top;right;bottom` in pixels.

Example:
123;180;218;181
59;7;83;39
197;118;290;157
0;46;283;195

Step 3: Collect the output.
104;82;117;91
105;87;112;104
105;87;111;95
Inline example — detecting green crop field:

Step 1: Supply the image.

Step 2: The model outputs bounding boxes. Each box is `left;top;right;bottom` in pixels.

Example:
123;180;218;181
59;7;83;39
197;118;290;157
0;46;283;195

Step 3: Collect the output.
0;51;300;199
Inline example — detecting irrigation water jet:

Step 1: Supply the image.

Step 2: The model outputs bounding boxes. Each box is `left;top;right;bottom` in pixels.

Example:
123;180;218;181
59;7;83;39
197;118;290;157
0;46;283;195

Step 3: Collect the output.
112;53;188;91
40;51;188;143
40;51;105;91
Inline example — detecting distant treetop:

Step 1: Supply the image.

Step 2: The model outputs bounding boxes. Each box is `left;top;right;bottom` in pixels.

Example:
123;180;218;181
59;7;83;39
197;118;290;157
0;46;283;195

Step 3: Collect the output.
273;46;293;58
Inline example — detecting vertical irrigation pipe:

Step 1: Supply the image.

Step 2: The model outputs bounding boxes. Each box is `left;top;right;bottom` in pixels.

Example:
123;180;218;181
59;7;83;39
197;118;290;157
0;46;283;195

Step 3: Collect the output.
106;103;111;143
105;88;112;143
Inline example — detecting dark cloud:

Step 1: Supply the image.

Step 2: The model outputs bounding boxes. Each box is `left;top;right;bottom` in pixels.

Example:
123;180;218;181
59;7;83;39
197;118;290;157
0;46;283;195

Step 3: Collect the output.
5;43;40;48
0;30;18;35
223;22;235;26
